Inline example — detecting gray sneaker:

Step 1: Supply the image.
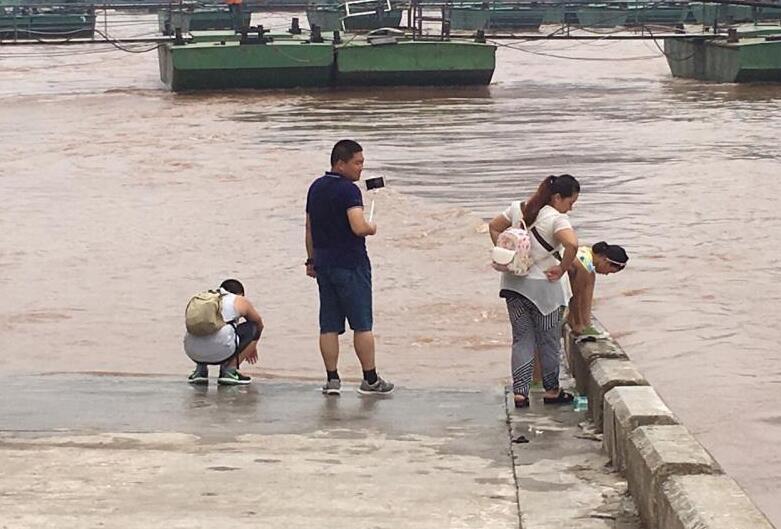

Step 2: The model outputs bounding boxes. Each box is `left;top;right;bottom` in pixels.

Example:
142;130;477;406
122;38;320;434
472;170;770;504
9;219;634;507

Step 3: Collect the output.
357;377;394;396
187;366;208;385
322;378;341;395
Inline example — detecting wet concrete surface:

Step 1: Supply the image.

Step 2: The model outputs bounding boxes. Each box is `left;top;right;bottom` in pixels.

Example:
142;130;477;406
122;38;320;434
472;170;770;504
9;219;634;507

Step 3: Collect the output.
0;375;508;461
0;375;641;528
0;375;518;529
506;391;642;529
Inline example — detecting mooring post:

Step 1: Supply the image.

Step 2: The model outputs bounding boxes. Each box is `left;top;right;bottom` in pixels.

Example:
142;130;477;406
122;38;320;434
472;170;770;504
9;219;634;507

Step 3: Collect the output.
289;17;301;35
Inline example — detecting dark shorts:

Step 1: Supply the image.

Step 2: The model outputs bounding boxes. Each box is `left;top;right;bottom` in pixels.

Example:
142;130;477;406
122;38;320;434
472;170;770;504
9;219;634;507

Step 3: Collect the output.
235;321;261;354
316;264;373;334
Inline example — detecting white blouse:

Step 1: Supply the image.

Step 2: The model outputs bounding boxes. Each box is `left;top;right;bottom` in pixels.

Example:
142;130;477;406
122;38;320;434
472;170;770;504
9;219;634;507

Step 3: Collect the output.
500;204;573;315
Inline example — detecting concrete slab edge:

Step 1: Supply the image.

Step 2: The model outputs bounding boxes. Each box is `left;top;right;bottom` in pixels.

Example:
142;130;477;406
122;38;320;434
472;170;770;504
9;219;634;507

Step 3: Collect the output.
562;322;777;529
603;385;679;472
586;357;648;432
658;474;776;529
626;424;722;526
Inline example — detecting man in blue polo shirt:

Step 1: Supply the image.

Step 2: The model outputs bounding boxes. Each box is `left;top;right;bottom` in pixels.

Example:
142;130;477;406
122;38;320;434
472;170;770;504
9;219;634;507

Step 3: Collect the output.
305;139;394;396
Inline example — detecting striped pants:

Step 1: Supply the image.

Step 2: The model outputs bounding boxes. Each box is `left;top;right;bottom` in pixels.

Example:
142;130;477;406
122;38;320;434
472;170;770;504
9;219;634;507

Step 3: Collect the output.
505;293;562;397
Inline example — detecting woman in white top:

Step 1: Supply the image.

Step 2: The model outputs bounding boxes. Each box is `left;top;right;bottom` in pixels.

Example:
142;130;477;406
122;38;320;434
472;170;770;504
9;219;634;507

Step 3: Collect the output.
489;174;580;408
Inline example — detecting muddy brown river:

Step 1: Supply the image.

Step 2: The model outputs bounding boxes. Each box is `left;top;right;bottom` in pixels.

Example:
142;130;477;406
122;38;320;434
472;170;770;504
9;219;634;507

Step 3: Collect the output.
1;11;779;525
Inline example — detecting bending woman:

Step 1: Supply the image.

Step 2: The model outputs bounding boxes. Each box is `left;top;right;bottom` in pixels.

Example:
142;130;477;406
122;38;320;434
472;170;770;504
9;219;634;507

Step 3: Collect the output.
489;174;580;408
567;242;628;337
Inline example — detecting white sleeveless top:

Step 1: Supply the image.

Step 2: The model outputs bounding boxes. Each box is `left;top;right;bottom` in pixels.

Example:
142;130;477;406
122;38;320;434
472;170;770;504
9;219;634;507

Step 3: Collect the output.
183;291;239;363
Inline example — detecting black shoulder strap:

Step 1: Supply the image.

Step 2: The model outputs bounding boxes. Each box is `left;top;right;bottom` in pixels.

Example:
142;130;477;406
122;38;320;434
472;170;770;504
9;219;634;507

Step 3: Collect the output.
522;201;562;262
531;227;562;262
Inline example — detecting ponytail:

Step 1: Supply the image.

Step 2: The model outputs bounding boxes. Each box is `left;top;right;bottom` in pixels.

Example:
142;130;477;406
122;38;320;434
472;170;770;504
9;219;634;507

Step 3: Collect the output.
592;241;609;255
522;174;580;226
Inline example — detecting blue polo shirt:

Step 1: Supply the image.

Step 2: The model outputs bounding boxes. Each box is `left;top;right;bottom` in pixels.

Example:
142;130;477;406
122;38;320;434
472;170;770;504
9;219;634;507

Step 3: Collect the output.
306;171;370;269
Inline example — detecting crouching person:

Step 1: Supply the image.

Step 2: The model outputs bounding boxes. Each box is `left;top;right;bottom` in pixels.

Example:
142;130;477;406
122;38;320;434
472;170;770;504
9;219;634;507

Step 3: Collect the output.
183;278;264;385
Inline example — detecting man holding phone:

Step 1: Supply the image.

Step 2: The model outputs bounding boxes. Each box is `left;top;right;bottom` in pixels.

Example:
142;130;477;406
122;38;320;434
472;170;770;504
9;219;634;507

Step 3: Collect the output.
304;139;394;396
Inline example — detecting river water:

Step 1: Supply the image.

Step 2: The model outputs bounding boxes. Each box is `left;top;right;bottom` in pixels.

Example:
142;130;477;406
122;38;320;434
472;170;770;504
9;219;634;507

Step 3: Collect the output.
1;11;780;524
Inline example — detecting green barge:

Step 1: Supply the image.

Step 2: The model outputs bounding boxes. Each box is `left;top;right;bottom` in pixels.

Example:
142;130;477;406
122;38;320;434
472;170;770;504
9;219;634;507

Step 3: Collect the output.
306;0;404;31
625;2;689;25
575;4;628;27
664;29;781;82
334;38;495;85
0;6;95;39
443;2;552;31
448;4;488;29
447;1;781;31
158;8;252;35
485;4;545;28
158;27;496;91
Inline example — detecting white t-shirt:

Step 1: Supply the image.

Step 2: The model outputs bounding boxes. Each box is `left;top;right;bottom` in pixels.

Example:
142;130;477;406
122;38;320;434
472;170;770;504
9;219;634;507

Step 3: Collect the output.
500;203;573;314
183;291;239;364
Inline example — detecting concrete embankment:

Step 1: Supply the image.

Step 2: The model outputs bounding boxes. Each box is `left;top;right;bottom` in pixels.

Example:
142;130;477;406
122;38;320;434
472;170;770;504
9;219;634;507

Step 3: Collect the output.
564;320;777;529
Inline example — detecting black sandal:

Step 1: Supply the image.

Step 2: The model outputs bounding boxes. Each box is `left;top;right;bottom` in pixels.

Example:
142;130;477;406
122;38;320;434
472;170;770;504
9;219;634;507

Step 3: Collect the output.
543;389;574;405
514;396;530;409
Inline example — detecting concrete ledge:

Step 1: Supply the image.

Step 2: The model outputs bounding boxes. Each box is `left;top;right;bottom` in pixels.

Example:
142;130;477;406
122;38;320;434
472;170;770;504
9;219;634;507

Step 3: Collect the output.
626;425;722;526
604;386;678;470
563;319;612;376
564;328;628;395
562;321;774;529
658;474;775;529
587;358;649;432
563;320;610;374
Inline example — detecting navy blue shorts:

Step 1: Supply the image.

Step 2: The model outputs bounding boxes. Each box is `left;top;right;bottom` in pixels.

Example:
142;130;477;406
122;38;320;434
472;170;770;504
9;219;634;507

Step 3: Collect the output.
235;321;261;354
316;264;373;334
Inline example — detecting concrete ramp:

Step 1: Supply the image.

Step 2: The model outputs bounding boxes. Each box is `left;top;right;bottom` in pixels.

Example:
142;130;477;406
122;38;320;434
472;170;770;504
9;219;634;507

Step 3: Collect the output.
0;375;518;528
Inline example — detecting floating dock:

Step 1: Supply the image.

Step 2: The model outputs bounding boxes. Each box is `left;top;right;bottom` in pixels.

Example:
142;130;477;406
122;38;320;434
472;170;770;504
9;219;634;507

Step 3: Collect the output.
0;7;96;39
306;0;404;31
576;5;629;28
158;8;252;34
157;27;496;91
665;30;781;82
443;0;781;30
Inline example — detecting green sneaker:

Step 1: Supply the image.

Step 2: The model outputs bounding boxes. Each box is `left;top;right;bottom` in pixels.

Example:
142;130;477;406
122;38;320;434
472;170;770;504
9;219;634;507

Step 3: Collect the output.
187;366;208;385
217;369;251;386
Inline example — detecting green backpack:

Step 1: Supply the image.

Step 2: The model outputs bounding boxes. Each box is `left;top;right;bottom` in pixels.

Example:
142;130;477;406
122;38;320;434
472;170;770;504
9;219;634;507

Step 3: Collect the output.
185;290;227;336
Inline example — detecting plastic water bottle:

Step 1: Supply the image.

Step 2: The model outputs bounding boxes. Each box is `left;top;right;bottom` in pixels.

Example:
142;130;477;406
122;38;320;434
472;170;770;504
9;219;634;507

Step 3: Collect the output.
573;395;588;412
